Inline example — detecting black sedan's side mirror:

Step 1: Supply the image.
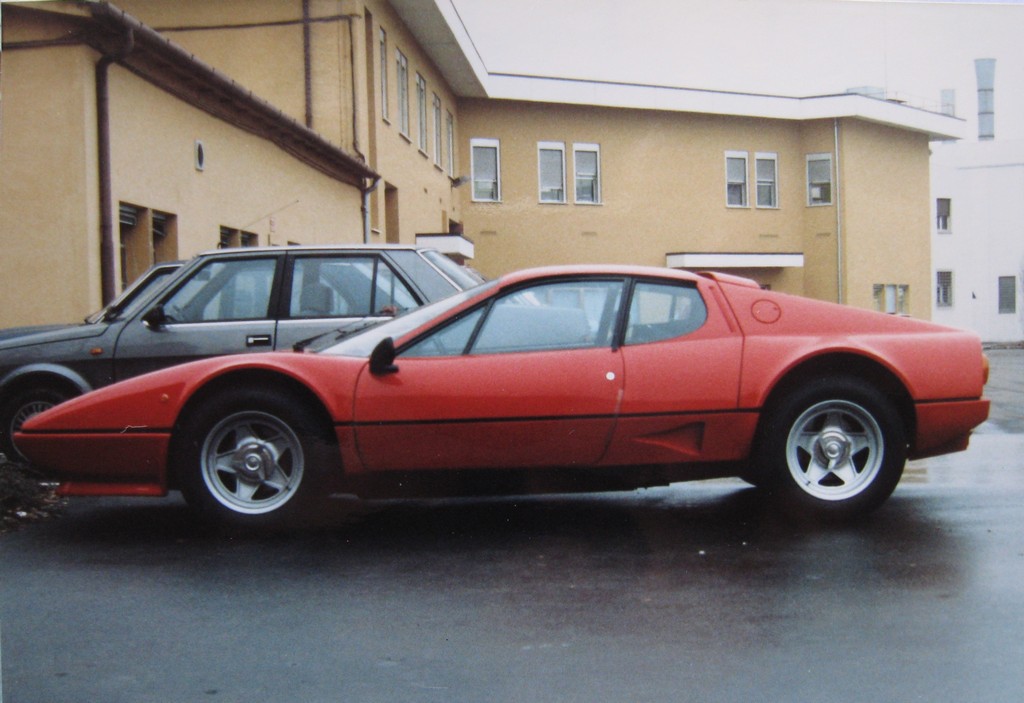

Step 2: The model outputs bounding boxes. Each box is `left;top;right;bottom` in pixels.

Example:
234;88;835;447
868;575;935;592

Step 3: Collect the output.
369;337;399;375
141;304;168;330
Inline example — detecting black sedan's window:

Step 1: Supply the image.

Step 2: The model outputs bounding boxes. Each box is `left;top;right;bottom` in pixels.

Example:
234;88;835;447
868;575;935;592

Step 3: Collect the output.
624;282;707;345
289;256;418;318
161;258;277;323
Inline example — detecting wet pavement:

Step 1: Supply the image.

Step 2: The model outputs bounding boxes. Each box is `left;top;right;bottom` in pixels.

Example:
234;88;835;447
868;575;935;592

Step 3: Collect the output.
0;351;1022;702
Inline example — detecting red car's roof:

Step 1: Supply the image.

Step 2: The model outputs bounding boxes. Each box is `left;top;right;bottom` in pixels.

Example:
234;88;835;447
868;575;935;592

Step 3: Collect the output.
492;264;734;287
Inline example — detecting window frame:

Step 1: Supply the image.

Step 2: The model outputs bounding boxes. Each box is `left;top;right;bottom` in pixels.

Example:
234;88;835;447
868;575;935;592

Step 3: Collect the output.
998;275;1017;314
470;138;501;203
396;49;409;137
755;152;779;209
807;153;833;206
379;27;389;123
936;198;952;233
936;270;954;308
432;94;443;167
416;73;428;153
873;283;909;315
725;151;749;208
573;143;602;205
446;111;455;177
538;141;567;204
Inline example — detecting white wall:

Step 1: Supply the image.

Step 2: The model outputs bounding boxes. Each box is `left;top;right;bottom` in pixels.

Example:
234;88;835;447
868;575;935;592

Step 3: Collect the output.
931;140;1024;343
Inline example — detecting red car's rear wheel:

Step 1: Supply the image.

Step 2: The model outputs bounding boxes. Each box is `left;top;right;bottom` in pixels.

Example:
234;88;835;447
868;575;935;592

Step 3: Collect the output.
759;377;907;520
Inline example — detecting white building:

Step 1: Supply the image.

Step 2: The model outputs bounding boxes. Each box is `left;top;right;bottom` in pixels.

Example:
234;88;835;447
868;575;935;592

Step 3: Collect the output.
931;59;1024;344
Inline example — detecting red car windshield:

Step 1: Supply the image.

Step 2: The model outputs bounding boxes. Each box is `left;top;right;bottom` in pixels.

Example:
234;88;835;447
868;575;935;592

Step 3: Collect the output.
320;280;499;358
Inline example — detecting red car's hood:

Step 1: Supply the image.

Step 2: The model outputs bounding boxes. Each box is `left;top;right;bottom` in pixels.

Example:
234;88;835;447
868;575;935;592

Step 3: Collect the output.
19;352;367;435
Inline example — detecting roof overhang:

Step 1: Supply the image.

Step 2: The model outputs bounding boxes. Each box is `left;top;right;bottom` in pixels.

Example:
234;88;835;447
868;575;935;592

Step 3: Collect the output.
666;252;805;269
415;233;475;262
4;1;379;188
394;1;965;142
389;0;488;98
484;75;967;142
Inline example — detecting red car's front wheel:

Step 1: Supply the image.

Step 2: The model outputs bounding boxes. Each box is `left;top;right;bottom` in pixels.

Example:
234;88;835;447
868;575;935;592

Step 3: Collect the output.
175;387;334;526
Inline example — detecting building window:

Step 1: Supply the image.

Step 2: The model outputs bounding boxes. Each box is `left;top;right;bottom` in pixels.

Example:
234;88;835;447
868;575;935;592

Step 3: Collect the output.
873;283;909;315
573;143;601;204
416;73;428;153
432;94;443;167
725;151;748;207
379;28;389;123
936;271;954;307
538;142;566;203
471;138;500;202
936;198;952;232
755;153;778;208
998;276;1017;314
396;49;409;136
807;154;833;206
119;204;178;289
219;227;259;248
446;111;455;177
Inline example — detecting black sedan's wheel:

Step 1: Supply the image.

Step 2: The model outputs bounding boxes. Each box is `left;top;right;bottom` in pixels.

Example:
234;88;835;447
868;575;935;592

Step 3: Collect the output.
175;387;335;526
1;386;72;461
758;378;907;520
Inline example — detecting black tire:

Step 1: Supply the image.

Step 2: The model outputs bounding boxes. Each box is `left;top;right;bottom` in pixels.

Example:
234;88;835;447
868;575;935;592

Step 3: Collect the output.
756;377;907;521
174;386;336;527
0;386;73;461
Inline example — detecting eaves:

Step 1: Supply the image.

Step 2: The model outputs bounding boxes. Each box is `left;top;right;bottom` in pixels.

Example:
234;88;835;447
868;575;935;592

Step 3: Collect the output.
5;1;379;189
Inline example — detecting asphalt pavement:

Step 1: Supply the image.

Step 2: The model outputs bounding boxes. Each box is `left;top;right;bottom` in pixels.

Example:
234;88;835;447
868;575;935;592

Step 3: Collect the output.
1;351;1022;703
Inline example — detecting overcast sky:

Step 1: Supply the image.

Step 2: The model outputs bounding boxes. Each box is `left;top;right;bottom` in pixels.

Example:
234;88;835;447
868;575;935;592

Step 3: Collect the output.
450;0;1024;140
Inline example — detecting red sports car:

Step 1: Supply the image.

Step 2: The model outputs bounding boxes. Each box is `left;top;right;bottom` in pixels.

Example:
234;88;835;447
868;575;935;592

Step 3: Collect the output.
16;266;989;524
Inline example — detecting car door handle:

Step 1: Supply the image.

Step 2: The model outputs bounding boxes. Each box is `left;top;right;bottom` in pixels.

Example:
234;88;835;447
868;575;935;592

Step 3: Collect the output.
246;335;273;347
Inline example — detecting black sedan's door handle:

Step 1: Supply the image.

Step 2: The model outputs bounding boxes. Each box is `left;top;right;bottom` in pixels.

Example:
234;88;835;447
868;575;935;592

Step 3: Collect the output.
246;335;273;347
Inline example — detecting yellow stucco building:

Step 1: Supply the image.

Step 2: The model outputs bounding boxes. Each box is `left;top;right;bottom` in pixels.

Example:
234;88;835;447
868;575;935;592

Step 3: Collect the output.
0;0;963;327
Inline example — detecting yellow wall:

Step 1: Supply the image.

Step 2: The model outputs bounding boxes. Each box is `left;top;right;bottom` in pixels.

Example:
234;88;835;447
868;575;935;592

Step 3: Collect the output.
0;0;939;327
117;0;462;247
798;120;842;303
458;99;815;289
0;5;364;327
456;101;934;318
0;42;103;325
839;120;932;316
360;0;461;243
109;66;364;254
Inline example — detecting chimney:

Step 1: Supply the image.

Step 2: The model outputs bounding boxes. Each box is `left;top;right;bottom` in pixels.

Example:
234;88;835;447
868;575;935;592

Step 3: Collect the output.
975;58;996;141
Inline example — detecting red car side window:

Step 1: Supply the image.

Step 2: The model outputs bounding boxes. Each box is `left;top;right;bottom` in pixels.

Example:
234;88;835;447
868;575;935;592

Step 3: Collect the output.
624;282;707;345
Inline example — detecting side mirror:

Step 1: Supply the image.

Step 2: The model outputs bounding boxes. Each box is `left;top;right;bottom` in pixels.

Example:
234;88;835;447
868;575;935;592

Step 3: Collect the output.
141;304;168;330
369;337;399;375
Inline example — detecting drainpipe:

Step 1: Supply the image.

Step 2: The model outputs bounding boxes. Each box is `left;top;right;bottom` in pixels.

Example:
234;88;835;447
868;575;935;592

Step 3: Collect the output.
362;176;381;243
96;28;136;304
302;0;313;128
303;2;365;160
347;13;363;160
834;118;844;305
